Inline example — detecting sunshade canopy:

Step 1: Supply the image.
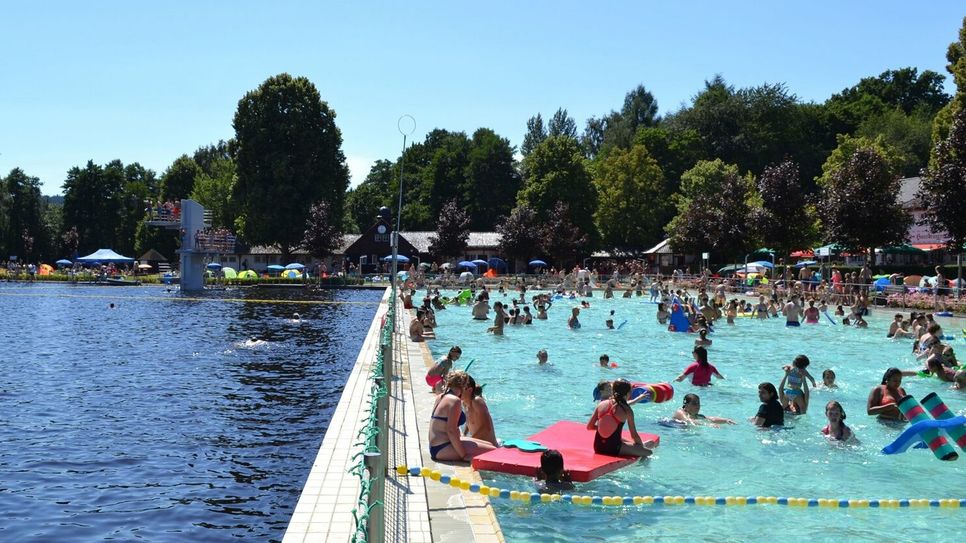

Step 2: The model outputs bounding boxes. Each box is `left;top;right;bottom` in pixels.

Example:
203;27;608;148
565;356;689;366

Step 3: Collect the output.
76;249;134;263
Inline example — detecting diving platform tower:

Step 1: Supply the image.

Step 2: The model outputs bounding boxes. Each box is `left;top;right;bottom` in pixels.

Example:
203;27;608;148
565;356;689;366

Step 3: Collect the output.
145;199;231;292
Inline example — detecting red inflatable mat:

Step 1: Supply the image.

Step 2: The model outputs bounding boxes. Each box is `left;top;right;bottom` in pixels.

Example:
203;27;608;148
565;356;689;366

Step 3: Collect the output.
471;420;660;482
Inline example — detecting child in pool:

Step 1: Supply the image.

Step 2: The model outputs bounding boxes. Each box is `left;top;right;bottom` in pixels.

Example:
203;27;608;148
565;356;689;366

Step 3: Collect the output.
606;310;615;329
675;346;724;386
534;449;574;493
821;369;838;389
954;370;966;390
780;355;816;413
568;307;581;329
694;328;712;348
822;401;854;441
753;382;784;427
595;380;647;405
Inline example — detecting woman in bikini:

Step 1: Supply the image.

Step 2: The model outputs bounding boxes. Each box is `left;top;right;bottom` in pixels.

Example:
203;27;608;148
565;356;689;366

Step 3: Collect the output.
427;371;496;462
866;367;915;422
586;379;655;458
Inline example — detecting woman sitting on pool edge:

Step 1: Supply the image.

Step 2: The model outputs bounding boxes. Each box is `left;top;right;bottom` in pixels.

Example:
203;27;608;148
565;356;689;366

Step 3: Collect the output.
427;371;496;462
672;393;735;427
587;379;656;458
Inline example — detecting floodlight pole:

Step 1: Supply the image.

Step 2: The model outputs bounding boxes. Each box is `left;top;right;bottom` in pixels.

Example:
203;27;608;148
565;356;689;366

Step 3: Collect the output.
392;115;416;297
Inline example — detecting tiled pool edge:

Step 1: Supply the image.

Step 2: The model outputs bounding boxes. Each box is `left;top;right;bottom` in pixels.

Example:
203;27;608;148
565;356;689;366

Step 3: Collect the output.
282;288;391;543
282;291;504;542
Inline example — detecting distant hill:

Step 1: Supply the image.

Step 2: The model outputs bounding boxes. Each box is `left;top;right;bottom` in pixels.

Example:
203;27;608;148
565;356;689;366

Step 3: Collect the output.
44;195;64;205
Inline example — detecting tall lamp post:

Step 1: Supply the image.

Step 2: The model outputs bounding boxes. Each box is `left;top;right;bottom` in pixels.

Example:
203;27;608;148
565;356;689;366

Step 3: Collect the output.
391;115;416;299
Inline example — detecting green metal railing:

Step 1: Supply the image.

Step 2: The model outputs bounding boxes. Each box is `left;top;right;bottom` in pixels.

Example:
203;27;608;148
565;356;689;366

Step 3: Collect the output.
350;298;395;543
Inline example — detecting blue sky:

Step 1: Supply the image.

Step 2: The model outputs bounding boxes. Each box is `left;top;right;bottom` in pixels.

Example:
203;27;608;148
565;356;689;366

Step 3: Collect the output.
1;1;963;196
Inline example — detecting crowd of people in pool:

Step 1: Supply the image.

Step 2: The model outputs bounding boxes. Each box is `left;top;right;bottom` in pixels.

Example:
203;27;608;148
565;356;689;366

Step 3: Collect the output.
413;278;964;491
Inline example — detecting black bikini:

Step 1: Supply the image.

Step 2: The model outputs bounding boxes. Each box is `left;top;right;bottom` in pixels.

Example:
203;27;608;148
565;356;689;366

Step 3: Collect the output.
428;392;467;460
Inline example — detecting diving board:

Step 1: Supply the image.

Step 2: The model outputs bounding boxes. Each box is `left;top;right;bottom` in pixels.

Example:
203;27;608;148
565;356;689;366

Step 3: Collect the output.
472;420;660;482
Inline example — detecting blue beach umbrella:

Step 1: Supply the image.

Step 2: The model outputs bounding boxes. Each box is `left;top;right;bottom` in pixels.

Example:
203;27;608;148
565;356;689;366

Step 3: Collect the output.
458;260;478;270
750;260;774;269
794;260;818;268
56;259;72;267
206;262;223;270
529;259;548;267
285;263;305;270
381;255;410;263
487;257;507;271
471;259;488;268
267;264;286;273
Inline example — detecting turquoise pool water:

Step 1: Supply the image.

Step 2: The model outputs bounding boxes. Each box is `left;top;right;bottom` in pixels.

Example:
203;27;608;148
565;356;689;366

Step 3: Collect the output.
428;292;966;543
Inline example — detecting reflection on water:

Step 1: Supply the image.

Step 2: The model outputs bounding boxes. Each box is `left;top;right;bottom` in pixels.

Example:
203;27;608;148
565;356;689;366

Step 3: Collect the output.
0;284;381;542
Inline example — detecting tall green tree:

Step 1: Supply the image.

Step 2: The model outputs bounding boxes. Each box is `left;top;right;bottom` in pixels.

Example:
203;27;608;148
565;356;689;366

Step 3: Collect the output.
592;144;669;253
582;84;661;157
666;159;757;261
668;77;827;182
346;160;393;232
232;73;349;257
462;128;521;230
0;179;9;257
518;135;598;243
160;155;201;202
751;161;815;257
826;67;949;136
190;158;236;229
423;131;471;219
918;107;966;254
428;198;471;261
548;108;578;139
521;113;547;157
62;161;125;254
856;108;933;177
633;126;704;193
817;147;911;261
2;168;48;261
932;17;966;154
193;140;234;177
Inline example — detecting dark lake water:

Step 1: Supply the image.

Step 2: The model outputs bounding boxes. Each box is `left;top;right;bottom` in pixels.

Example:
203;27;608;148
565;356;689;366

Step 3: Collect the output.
0;283;382;542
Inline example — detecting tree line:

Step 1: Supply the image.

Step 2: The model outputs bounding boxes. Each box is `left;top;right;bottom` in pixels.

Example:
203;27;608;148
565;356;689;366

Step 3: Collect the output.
2;18;965;268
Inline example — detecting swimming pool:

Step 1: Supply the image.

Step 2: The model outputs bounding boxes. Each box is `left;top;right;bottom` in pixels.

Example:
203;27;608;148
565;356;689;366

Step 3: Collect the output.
0;284;381;542
427;291;966;543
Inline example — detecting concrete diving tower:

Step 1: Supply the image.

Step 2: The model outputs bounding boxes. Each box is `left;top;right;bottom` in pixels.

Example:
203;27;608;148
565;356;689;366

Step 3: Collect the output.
145;199;233;292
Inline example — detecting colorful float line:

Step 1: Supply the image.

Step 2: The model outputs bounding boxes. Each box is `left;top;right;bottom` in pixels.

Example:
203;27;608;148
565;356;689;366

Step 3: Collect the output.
396;466;966;509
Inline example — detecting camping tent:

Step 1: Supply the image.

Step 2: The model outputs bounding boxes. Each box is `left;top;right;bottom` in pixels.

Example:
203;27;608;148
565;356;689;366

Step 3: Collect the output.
76;249;135;263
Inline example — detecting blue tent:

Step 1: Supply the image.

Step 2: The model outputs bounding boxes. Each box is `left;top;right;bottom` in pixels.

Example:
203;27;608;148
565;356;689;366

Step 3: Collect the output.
874;277;892;292
76;249;135;263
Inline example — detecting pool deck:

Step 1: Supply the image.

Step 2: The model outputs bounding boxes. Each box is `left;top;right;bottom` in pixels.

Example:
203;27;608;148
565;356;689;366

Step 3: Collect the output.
282;290;503;542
